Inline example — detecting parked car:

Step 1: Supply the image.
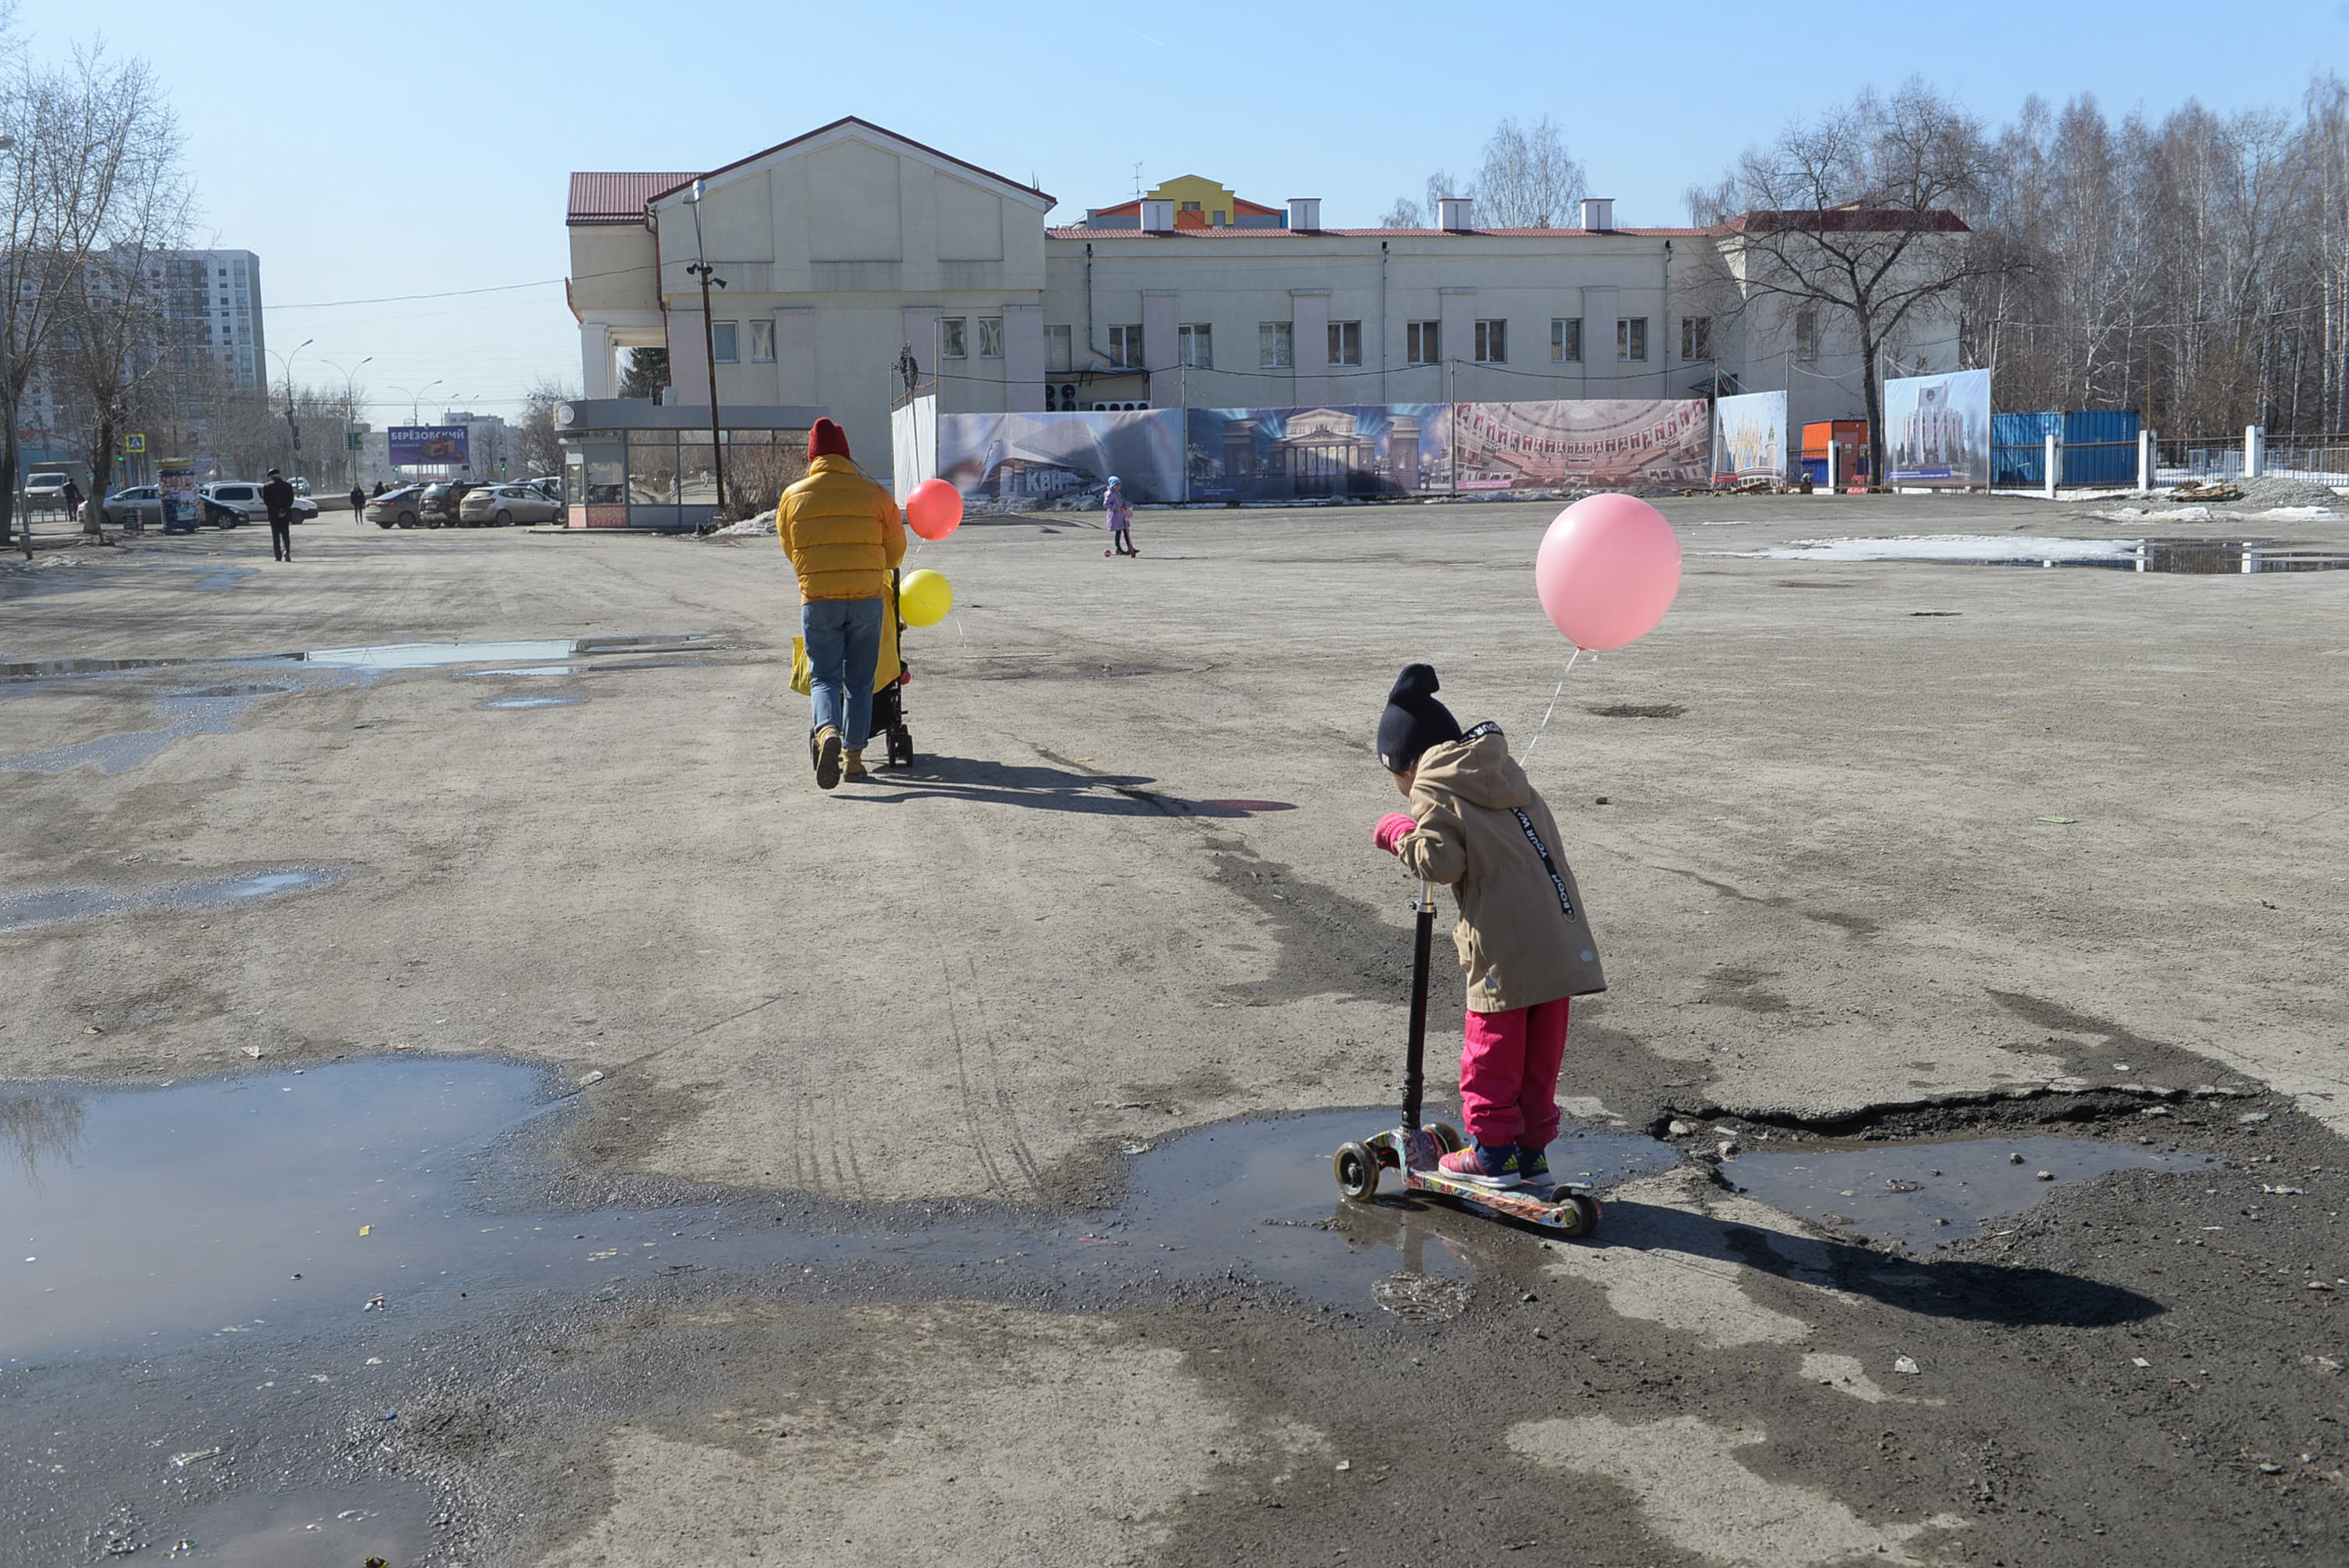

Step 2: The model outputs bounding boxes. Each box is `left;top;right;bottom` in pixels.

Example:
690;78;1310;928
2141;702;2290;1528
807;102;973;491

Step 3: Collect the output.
525;475;565;503
200;481;319;528
102;485;164;528
457;483;565;527
291;477;312;496
415;481;482;527
363;484;431;528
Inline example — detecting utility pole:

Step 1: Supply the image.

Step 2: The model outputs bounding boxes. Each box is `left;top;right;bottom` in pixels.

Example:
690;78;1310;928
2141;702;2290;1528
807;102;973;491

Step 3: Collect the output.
325;355;372;488
686;179;728;517
272;337;314;470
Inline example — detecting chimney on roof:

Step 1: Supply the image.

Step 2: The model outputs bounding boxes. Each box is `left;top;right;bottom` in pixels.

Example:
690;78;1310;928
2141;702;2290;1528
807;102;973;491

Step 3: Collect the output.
1437;197;1473;230
1287;197;1321;231
1141;199;1175;232
1579;196;1615;231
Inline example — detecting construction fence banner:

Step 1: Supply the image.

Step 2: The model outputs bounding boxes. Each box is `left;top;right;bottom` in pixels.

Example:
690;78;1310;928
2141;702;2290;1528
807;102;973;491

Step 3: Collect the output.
1449;398;1712;490
890;392;938;500
1713;391;1789;481
938;408;1185;505
1185;404;1448;501
1884;368;1992;487
936;398;1713;505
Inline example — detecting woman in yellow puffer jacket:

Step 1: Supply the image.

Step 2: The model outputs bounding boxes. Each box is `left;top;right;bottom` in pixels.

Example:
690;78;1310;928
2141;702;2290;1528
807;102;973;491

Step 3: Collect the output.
778;418;906;788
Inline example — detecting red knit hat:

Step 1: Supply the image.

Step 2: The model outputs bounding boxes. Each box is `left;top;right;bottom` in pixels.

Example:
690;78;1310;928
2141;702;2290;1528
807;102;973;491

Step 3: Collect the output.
808;419;850;460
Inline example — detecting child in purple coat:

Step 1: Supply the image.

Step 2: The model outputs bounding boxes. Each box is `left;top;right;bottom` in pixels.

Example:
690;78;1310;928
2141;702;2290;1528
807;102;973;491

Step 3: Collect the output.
1103;477;1136;557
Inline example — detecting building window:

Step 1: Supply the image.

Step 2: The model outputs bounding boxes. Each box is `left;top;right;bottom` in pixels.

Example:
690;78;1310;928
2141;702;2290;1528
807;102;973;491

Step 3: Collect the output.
978;316;1004;359
1108;323;1144;368
940;317;968;359
748;319;776;363
1259;322;1292;368
1474;319;1507;363
1795;308;1817;360
1552;318;1582;362
1045;325;1073;373
1329;320;1362;366
711;323;739;364
1680;316;1712;361
1405;321;1441;366
1178;323;1212;369
1617;317;1647;362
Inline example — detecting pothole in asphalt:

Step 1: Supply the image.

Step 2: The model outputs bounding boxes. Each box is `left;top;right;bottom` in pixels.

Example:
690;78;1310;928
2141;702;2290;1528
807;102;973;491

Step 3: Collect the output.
1738;535;2349;572
480;694;584;709
0;1064;1679;1361
0;867;345;934
161;1478;441;1567
1723;1134;2217;1253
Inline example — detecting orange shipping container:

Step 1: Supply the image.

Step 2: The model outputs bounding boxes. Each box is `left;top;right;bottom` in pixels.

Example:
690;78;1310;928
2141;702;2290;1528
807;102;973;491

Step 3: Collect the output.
1800;420;1868;458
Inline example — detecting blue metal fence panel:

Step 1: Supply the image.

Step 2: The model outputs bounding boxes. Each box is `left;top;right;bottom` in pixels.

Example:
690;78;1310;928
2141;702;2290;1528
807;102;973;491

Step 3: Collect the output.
1990;410;2142;485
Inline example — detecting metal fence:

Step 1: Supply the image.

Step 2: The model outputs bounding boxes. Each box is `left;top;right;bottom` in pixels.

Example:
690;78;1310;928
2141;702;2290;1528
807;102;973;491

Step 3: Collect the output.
2156;432;2349;486
2261;434;2349;485
2154;435;2245;485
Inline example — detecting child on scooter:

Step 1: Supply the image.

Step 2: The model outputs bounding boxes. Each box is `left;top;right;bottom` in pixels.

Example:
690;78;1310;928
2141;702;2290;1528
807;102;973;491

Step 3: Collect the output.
1371;663;1607;1189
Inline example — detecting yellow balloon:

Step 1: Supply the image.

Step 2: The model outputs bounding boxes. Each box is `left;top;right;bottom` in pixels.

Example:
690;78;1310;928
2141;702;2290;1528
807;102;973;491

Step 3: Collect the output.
899;568;954;629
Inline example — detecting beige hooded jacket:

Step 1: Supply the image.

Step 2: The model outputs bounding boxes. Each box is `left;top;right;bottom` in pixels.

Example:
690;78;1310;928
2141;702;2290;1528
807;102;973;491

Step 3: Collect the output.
1394;724;1607;1012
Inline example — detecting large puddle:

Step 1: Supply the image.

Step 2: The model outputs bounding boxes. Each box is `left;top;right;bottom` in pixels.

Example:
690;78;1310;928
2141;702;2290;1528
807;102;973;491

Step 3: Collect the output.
0;1059;1678;1361
1724;1134;2216;1252
1738;535;2349;572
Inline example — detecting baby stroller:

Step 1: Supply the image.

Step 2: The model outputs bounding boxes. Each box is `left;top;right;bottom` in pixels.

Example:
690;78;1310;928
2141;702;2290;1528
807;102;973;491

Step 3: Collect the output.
790;568;916;769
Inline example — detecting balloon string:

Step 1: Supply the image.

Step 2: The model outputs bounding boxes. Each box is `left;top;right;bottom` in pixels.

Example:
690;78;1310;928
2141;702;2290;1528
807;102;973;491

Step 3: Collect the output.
1520;648;1585;762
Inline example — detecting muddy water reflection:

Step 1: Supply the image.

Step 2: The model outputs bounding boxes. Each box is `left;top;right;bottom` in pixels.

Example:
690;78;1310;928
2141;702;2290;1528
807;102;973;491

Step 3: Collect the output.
0;1065;1683;1360
0;867;345;933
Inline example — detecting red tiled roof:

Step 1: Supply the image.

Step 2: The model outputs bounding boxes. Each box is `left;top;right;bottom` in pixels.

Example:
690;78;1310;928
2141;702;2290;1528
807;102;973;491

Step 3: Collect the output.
568;171;698;226
644;117;1052;208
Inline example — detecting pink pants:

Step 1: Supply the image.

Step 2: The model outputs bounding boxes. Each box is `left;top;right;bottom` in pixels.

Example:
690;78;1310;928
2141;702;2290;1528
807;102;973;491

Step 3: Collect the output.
1459;998;1571;1149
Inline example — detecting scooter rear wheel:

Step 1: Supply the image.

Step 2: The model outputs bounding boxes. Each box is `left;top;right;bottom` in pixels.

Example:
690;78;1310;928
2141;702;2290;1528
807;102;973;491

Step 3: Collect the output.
1333;1141;1381;1200
1554;1193;1600;1238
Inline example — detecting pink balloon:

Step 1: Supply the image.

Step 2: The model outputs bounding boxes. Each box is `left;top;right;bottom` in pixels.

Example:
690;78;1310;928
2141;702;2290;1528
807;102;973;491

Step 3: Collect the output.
1533;493;1683;650
906;478;964;541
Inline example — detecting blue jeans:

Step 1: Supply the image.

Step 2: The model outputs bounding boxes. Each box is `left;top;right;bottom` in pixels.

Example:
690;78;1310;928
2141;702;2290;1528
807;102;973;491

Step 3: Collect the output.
803;596;885;747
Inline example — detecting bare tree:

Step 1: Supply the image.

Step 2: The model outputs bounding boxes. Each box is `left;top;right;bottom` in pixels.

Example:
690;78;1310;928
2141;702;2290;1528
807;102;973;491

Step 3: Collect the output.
1474;117;1586;227
1380;170;1466;229
1705;81;1999;486
518;374;574;477
52;54;188;532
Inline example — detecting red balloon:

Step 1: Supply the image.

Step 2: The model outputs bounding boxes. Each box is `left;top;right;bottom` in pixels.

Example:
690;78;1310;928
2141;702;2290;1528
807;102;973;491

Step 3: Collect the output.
906;478;963;541
1532;493;1683;650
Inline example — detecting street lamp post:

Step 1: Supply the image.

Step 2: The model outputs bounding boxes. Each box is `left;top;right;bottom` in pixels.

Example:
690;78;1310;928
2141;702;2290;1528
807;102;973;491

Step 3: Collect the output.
269;337;315;474
686;178;728;518
323;355;372;488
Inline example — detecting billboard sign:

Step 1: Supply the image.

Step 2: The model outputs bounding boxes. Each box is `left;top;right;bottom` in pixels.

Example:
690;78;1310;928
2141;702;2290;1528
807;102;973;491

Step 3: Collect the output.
1713;391;1788;481
939;409;1184;505
388;425;469;467
1185;404;1448;501
158;463;201;531
1884;369;1990;487
1450;399;1712;488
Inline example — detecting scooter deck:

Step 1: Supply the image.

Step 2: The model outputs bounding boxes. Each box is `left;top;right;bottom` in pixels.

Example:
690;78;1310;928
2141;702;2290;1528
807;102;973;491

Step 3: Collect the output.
1359;1125;1600;1235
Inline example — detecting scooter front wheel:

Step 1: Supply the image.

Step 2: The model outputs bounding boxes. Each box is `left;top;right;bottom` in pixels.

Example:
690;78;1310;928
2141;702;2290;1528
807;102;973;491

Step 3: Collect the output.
1430;1122;1465;1154
1333;1141;1381;1201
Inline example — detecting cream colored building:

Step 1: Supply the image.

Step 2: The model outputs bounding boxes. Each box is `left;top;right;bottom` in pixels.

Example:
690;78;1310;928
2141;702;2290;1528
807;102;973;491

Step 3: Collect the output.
566;117;1965;479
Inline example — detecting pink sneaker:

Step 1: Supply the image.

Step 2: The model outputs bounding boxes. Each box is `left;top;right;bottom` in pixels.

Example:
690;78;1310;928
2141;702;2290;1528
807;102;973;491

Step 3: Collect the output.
1437;1142;1521;1190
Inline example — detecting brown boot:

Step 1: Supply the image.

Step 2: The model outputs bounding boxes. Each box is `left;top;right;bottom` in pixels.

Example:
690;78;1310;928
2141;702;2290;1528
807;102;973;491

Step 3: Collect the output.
843;748;869;781
813;726;843;790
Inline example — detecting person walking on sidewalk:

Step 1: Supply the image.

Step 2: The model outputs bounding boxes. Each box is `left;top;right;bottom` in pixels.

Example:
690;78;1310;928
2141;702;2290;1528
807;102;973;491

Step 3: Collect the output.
261;469;298;561
777;417;904;790
348;482;366;521
1102;476;1136;557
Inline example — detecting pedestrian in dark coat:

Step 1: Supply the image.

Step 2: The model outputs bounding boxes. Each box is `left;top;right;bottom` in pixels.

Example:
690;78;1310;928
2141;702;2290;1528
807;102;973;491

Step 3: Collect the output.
261;469;298;561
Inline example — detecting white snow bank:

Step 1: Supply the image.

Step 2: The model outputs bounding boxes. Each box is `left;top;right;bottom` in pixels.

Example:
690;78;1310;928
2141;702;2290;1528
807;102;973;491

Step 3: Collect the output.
1728;535;2144;563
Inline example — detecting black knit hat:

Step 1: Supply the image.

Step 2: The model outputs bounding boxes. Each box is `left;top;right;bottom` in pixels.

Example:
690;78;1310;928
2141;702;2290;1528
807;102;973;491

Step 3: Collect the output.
1377;663;1462;773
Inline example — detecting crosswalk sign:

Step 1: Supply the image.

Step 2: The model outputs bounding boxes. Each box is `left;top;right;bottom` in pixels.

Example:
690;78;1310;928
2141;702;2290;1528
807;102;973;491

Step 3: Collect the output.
124;433;146;453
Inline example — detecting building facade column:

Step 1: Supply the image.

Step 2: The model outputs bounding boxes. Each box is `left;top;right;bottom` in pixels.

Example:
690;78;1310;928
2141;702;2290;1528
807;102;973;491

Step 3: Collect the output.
579;323;615;399
1002;302;1044;412
1142;290;1180;408
668;303;709;406
1290;288;1330;407
1582;284;1618;395
1438;287;1476;404
774;308;816;405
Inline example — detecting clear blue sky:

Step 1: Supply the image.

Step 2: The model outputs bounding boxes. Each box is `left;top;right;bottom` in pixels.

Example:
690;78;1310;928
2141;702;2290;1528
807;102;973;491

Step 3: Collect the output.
21;0;2344;420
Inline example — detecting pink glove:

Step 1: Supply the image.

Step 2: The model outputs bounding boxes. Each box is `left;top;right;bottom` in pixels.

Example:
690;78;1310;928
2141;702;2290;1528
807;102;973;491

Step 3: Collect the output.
1373;812;1416;856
